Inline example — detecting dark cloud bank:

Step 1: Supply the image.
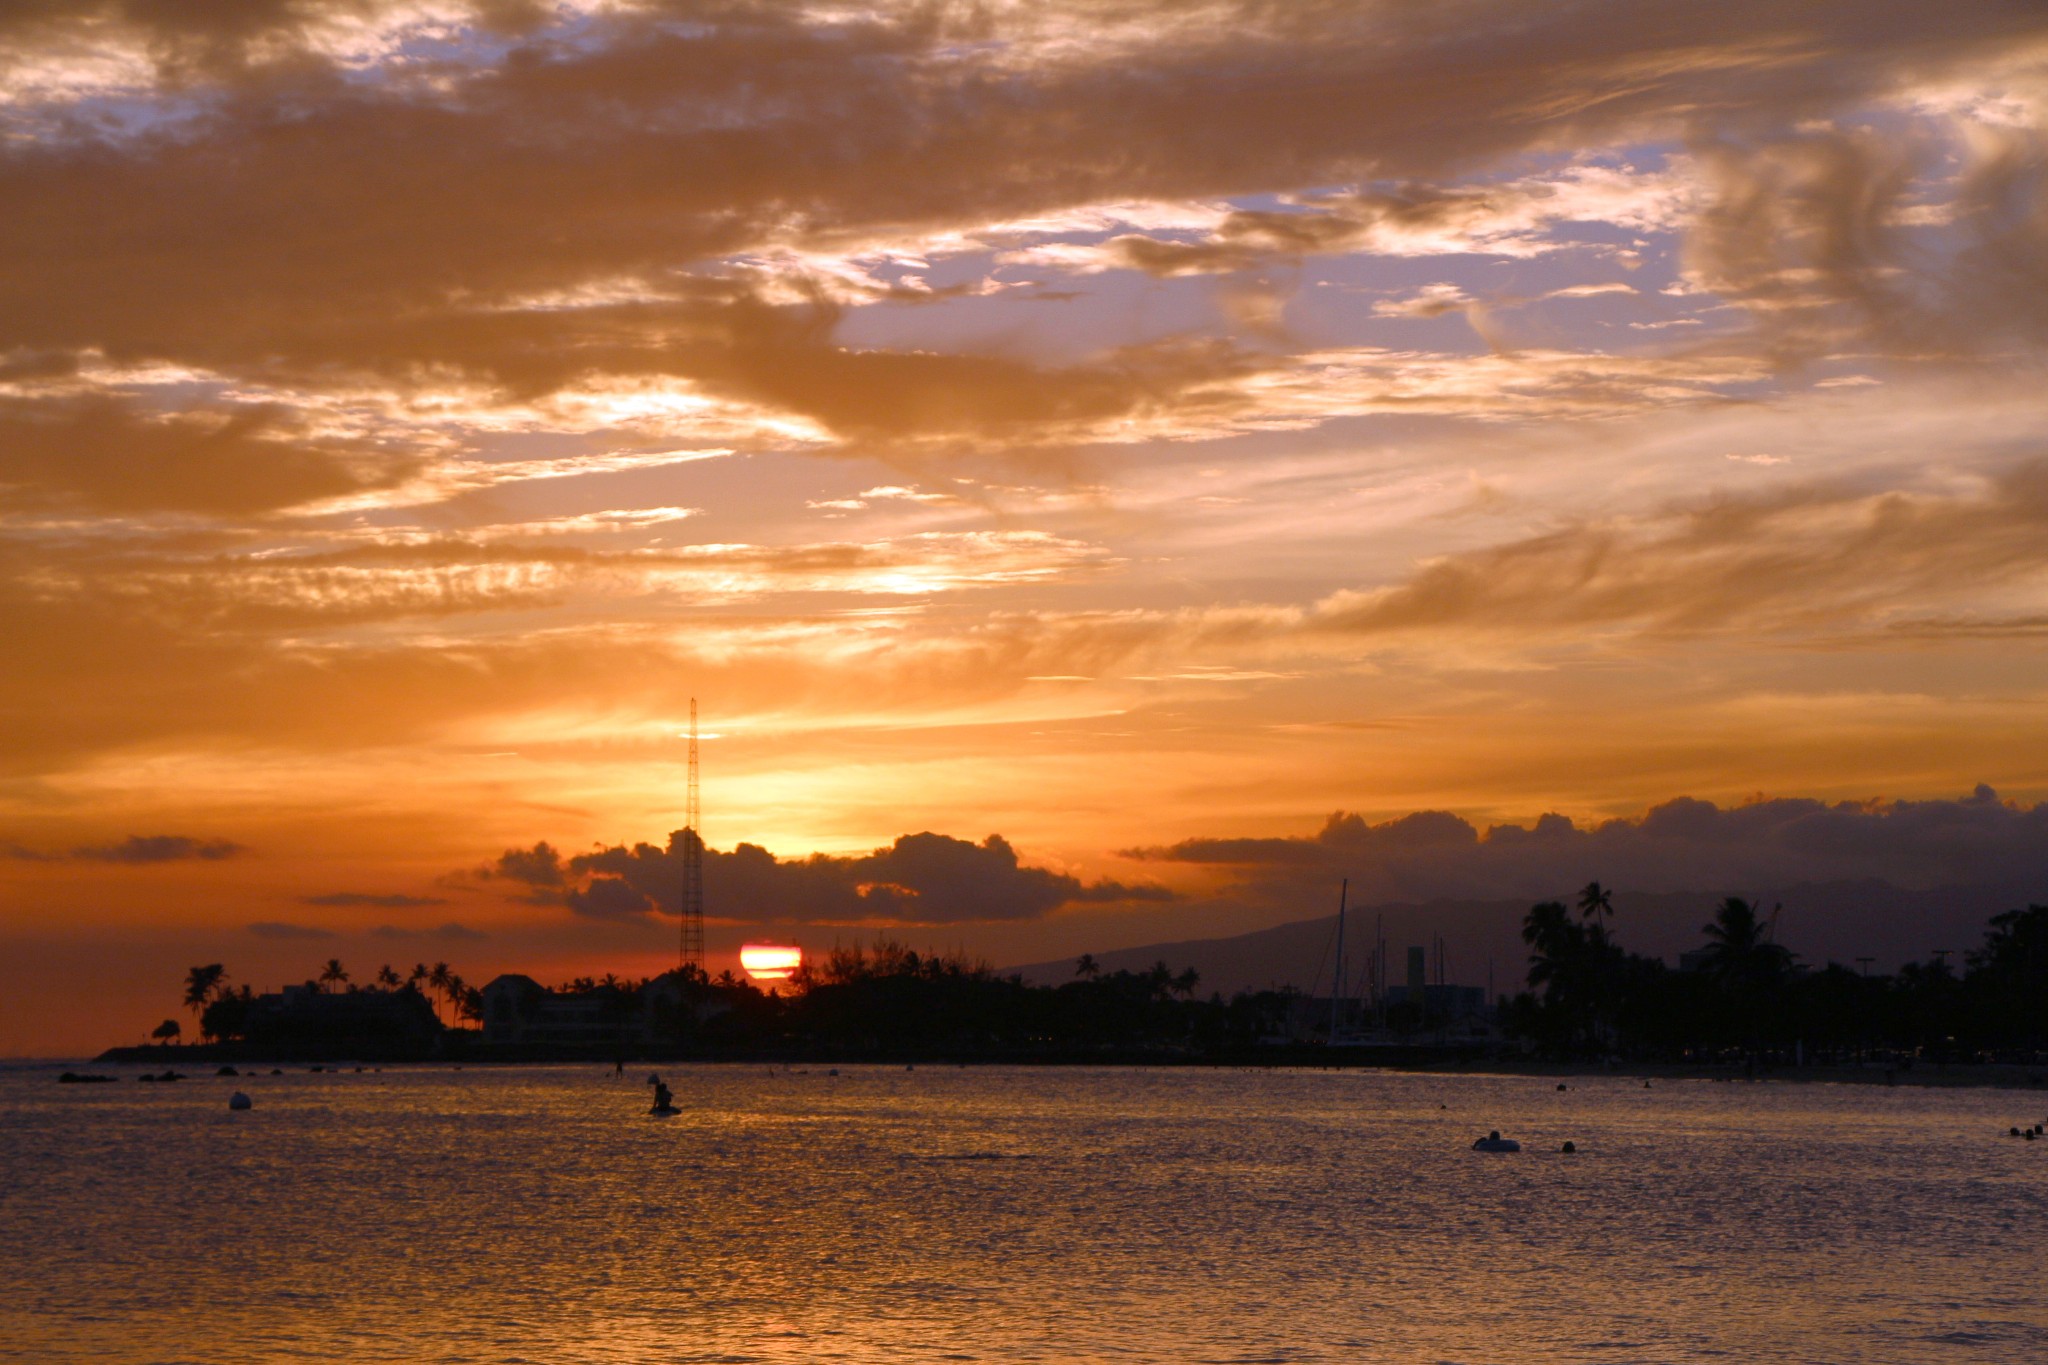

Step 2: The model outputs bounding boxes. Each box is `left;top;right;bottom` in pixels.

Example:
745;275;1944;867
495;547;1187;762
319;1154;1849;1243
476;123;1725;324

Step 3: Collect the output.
1124;785;2048;903
3;834;244;864
1038;786;2048;991
246;920;334;941
487;830;1172;925
303;891;448;908
247;918;484;942
477;790;2048;990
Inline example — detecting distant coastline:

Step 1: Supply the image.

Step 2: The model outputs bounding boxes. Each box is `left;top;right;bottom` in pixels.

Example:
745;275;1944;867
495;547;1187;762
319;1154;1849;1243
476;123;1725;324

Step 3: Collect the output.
91;895;2048;1081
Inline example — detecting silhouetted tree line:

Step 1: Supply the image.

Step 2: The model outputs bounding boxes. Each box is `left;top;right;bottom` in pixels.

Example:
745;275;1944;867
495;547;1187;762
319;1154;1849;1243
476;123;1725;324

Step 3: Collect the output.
166;895;2045;1064
659;941;1299;1056
173;959;480;1043
1503;884;2048;1063
163;946;1300;1057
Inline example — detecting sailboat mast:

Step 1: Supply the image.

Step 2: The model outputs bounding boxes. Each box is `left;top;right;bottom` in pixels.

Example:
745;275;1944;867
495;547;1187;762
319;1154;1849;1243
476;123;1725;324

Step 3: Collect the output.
1328;878;1348;1039
1376;912;1385;1029
680;698;704;974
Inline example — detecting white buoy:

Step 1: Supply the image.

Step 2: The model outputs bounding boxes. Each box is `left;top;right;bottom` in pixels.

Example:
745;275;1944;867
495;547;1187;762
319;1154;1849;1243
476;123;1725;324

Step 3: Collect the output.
229;1091;252;1111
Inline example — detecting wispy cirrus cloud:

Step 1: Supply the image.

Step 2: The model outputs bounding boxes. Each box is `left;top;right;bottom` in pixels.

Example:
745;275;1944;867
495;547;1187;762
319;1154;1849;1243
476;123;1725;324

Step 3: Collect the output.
12;527;1115;629
1019;165;1696;279
371;921;488;941
1303;460;2048;643
70;835;243;864
302;891;449;908
247;919;334;940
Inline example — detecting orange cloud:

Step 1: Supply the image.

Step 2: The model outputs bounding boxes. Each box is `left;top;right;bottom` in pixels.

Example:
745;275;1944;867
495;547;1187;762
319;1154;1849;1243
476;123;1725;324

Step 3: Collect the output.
0;396;420;514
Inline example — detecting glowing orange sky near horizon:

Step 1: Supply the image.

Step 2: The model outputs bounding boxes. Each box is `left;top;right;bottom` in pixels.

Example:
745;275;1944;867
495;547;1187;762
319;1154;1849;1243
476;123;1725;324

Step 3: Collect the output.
5;1;2048;1054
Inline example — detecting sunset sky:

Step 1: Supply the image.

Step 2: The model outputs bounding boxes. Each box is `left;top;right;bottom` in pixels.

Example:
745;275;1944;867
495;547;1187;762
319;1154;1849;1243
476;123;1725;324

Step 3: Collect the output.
7;0;2048;1053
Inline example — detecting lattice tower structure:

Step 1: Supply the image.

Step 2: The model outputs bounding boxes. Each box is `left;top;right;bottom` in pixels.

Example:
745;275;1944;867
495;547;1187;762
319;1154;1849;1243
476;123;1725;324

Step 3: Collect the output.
680;697;705;973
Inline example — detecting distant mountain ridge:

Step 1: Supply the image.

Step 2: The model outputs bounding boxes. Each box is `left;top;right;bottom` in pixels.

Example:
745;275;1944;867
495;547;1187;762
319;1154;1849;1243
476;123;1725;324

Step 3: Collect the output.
1006;879;2045;998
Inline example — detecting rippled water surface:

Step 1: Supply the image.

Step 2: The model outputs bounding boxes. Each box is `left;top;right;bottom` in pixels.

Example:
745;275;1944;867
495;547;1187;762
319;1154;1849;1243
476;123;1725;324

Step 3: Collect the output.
5;1064;2046;1363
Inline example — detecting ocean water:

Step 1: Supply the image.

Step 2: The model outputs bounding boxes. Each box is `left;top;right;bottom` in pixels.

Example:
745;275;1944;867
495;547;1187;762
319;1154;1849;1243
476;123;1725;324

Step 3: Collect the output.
3;1063;2045;1364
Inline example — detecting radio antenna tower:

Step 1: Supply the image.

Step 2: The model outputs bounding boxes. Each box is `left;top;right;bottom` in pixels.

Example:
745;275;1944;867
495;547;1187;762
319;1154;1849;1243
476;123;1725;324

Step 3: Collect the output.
680;697;704;974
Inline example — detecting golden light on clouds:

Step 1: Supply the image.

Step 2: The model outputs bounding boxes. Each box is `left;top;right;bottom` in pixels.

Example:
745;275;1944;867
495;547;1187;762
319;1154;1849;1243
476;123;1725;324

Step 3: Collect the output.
6;0;2048;1052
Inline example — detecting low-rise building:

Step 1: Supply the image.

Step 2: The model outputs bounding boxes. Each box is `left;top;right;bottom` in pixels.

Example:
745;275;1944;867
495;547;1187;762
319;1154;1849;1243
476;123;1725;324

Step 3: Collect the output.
480;970;728;1049
241;983;443;1054
1385;982;1491;1022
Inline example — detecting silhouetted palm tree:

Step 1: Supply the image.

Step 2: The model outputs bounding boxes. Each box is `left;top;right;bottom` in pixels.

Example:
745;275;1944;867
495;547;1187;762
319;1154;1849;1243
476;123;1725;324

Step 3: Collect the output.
1698;897;1793;991
1523;900;1610;1052
1698;896;1796;1052
200;985;256;1044
1522;901;1576;991
1571;882;1624;1042
376;964;402;990
183;964;225;1020
319;958;350;994
1075;953;1099;978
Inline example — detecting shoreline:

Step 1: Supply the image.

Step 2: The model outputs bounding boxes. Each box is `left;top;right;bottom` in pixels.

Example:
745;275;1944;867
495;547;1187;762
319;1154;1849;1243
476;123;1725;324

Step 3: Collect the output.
42;1045;2048;1092
1393;1058;2048;1091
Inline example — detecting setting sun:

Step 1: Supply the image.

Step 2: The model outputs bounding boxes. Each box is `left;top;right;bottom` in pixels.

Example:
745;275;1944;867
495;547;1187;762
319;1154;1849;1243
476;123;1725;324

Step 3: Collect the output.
739;944;804;983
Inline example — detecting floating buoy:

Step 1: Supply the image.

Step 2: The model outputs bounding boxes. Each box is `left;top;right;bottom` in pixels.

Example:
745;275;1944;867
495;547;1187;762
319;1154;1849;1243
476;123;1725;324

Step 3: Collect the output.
1561;1141;1577;1154
228;1092;252;1111
1472;1130;1521;1153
